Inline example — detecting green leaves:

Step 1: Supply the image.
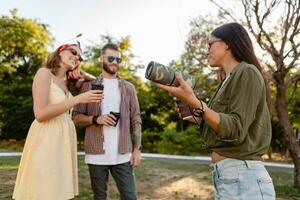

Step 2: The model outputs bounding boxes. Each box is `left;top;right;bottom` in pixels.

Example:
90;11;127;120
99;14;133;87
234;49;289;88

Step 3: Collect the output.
0;10;53;139
156;126;205;155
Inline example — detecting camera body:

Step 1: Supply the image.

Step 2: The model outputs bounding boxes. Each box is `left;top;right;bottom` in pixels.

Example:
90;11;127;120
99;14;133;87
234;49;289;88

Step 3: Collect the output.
145;61;197;89
174;97;193;120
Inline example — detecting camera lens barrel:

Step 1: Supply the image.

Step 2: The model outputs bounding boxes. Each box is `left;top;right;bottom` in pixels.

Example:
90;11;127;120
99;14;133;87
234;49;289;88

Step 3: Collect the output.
145;61;196;89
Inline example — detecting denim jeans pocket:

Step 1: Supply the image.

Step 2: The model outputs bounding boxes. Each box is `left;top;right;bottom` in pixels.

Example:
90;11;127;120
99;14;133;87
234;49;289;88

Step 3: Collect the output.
216;177;240;198
257;177;275;200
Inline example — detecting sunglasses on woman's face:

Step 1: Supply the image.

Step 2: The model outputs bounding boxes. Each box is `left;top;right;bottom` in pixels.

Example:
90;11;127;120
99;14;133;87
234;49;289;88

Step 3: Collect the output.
64;48;83;62
208;39;223;49
106;55;122;64
57;44;83;62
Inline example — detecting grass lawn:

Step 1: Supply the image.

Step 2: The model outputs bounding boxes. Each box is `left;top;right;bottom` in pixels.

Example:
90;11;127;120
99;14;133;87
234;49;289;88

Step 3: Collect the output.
0;156;299;200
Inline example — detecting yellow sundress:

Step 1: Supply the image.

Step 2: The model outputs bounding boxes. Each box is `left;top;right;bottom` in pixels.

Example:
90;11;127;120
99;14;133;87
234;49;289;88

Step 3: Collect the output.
13;81;78;200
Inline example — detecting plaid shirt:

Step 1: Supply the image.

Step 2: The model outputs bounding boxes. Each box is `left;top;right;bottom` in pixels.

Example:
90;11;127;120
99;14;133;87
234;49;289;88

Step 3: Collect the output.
72;74;142;154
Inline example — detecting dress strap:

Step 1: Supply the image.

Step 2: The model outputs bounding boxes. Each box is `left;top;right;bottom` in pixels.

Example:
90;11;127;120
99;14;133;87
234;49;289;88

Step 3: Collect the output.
48;70;54;84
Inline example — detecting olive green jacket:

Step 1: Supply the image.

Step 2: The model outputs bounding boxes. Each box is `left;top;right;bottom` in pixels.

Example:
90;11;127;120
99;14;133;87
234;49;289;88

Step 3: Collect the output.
201;62;271;160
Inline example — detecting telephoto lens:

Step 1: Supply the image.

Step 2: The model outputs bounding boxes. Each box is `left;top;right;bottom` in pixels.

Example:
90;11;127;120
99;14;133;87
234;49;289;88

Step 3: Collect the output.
145;61;197;89
91;83;104;90
110;111;120;127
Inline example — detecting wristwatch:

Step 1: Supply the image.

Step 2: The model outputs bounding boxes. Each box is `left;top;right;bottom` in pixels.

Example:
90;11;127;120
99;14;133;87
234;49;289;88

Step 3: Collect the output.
92;116;99;125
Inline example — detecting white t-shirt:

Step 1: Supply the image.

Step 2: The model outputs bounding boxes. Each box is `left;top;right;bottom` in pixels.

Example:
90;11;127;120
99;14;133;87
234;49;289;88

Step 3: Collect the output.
85;78;130;165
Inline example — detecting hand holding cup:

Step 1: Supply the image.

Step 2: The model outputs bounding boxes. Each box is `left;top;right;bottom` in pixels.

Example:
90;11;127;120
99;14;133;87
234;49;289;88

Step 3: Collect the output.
109;111;120;127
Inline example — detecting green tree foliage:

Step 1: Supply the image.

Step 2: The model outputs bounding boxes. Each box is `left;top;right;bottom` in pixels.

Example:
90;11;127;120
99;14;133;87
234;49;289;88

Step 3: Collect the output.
82;35;144;86
0;9;52;139
170;13;228;102
156;125;205;155
139;83;182;152
79;35;182;151
287;74;300;128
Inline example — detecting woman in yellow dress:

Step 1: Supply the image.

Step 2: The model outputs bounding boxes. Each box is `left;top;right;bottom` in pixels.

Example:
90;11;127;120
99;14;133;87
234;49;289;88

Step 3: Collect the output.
13;44;103;200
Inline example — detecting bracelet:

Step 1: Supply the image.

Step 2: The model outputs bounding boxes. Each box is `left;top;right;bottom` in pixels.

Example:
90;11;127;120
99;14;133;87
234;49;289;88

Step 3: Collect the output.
92;116;99;125
193;100;205;118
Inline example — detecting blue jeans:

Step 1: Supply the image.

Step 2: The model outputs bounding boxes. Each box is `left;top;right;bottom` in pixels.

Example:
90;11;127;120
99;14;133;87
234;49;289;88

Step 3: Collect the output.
211;159;275;200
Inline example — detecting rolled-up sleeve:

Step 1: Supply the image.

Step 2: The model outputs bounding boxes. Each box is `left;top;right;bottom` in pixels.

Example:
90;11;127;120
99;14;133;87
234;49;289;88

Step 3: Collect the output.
217;67;264;144
129;85;142;125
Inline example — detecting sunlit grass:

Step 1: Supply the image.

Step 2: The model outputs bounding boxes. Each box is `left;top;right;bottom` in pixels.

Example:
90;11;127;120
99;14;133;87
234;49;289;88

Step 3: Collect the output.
0;156;299;199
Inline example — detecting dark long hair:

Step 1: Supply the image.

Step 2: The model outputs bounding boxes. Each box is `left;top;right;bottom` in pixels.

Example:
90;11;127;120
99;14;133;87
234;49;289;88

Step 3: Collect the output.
212;23;262;70
212;23;271;106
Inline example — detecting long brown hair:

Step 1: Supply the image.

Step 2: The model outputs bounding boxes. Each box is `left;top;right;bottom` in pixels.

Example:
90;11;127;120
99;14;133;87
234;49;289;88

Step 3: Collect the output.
45;44;80;74
45;44;81;91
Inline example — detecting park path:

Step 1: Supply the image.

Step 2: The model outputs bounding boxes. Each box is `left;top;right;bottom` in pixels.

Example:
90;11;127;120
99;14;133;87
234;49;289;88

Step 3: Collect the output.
0;152;294;172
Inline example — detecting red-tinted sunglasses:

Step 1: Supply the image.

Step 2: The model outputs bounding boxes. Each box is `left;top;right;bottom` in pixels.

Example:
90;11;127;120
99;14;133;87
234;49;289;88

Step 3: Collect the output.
56;44;83;62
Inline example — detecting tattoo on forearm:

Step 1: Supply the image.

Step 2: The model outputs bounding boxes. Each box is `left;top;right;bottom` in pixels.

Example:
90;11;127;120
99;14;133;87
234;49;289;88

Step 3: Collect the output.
132;123;142;147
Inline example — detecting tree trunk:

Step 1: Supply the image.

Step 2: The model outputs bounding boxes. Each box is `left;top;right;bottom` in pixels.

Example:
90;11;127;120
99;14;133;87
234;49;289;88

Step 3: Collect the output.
274;74;300;187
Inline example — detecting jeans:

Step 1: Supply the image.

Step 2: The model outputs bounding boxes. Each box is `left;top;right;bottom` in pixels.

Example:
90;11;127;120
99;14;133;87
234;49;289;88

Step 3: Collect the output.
211;158;275;200
88;162;137;200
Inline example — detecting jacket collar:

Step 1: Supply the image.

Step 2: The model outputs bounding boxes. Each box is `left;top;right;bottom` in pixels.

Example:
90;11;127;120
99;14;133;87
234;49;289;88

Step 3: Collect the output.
96;73;120;83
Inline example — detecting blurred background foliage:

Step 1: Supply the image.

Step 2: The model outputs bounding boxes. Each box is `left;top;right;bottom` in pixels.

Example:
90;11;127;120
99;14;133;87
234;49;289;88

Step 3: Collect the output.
0;9;299;156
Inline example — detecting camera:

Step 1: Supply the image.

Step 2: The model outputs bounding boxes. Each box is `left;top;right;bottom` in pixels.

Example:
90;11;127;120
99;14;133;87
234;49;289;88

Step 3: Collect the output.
91;83;104;90
146;61;197;121
145;61;197;89
174;97;193;120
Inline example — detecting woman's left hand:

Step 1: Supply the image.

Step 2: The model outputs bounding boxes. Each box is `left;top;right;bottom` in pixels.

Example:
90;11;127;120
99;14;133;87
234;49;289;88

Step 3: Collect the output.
68;67;82;80
68;68;95;81
155;75;197;107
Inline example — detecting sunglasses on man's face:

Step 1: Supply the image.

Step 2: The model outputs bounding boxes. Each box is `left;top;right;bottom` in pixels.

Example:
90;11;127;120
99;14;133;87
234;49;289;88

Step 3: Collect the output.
106;55;122;64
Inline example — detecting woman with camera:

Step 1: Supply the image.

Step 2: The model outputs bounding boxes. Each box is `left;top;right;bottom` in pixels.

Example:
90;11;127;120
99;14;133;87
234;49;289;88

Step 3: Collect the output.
155;22;275;199
13;43;103;200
